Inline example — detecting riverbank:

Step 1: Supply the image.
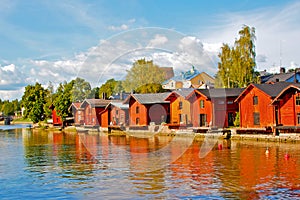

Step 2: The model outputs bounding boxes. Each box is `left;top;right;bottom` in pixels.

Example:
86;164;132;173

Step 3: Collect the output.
13;123;300;144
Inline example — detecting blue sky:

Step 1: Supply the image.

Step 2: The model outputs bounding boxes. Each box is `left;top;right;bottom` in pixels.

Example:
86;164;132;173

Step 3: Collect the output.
0;0;299;100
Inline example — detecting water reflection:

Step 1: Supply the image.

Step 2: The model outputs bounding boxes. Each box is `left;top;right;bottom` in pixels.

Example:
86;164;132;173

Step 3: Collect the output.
0;129;299;199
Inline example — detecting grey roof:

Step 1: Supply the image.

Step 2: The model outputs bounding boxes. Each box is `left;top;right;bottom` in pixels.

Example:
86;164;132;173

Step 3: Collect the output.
264;72;294;83
81;99;111;108
131;92;171;104
173;88;196;98
197;88;244;98
110;101;129;109
253;82;293;97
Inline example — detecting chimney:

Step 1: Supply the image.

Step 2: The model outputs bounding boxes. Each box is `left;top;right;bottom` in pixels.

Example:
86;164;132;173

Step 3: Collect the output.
280;67;286;73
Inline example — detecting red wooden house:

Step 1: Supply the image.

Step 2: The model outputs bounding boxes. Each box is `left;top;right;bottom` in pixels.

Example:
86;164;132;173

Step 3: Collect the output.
271;83;300;127
124;93;170;127
192;88;243;128
49;104;62;126
235;82;292;129
80;99;111;127
108;101;129;126
165;88;195;127
69;102;84;126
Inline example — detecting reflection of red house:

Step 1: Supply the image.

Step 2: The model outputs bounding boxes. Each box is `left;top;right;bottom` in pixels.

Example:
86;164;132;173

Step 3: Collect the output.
80;99;110;127
124;93;170;126
235;82;292;129
69;102;84;126
271;84;300;126
49;104;62;126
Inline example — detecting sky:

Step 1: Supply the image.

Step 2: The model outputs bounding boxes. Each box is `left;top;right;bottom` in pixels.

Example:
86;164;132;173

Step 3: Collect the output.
0;0;300;100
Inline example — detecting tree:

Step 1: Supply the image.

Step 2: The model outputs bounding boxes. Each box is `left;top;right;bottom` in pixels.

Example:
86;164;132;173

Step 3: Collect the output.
53;80;74;124
99;79;123;99
122;59;166;93
135;83;165;94
71;77;92;102
21;82;47;123
43;81;56;120
216;25;257;88
89;87;100;99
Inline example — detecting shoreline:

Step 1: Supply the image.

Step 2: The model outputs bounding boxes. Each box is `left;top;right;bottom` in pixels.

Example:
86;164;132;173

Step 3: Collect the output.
3;123;300;144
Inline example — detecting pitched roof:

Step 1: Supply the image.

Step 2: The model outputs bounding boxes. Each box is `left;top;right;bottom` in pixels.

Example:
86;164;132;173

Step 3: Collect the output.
271;83;300;104
127;92;171;104
197;88;244;98
253;82;292;97
81;99;111;108
173;88;196;98
264;72;294;83
235;82;295;102
109;101;129;109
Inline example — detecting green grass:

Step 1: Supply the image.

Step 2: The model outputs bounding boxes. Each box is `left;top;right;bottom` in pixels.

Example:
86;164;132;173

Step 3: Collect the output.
13;118;33;123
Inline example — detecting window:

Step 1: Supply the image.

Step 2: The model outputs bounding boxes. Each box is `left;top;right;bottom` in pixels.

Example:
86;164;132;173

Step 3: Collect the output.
179;114;185;123
227;100;234;105
116;110;119;115
200;100;205;108
297;113;300;124
136;118;140;125
254;112;260;125
179;101;183;110
136;106;139;114
218;100;224;105
253;96;258;105
296;96;300;105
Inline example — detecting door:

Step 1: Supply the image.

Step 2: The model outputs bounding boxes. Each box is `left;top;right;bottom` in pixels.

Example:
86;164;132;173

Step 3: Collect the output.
199;114;207;127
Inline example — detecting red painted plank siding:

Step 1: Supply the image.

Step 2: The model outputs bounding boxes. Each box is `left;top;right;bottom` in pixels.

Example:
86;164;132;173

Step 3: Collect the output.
129;99;148;126
110;106;129;126
239;87;275;128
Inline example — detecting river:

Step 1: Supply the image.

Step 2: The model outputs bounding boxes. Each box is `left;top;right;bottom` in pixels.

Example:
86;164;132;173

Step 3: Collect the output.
0;125;299;199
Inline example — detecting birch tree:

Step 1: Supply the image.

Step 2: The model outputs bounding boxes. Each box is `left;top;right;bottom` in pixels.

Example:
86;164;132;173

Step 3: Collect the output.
216;25;257;88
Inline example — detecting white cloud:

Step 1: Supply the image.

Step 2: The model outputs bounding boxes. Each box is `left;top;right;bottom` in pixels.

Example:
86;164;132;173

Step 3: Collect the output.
108;24;129;31
201;1;300;72
148;34;168;47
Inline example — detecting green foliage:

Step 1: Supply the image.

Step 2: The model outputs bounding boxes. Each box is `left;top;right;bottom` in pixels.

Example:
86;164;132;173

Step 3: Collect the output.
122;59;166;93
99;79;123;99
43;81;56;120
71;77;92;102
21;82;47;123
216;25;258;88
135;83;166;94
234;112;240;127
53;81;74;122
89;87;100;99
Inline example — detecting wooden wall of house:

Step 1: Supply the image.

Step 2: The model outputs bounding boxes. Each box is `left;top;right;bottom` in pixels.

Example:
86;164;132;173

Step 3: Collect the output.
276;90;300;126
82;105;103;126
146;103;169;125
239;87;274;128
169;95;191;125
213;97;239;128
129;100;148;126
100;109;109;128
277;92;295;126
110;107;128;126
52;109;62;126
190;94;212;127
190;75;203;85
73;109;84;125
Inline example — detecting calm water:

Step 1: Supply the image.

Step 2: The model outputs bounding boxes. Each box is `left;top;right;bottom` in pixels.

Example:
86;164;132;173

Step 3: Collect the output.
0;125;300;199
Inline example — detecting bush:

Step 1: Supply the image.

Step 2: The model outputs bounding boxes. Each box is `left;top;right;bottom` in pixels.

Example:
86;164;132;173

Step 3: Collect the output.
234;112;240;127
